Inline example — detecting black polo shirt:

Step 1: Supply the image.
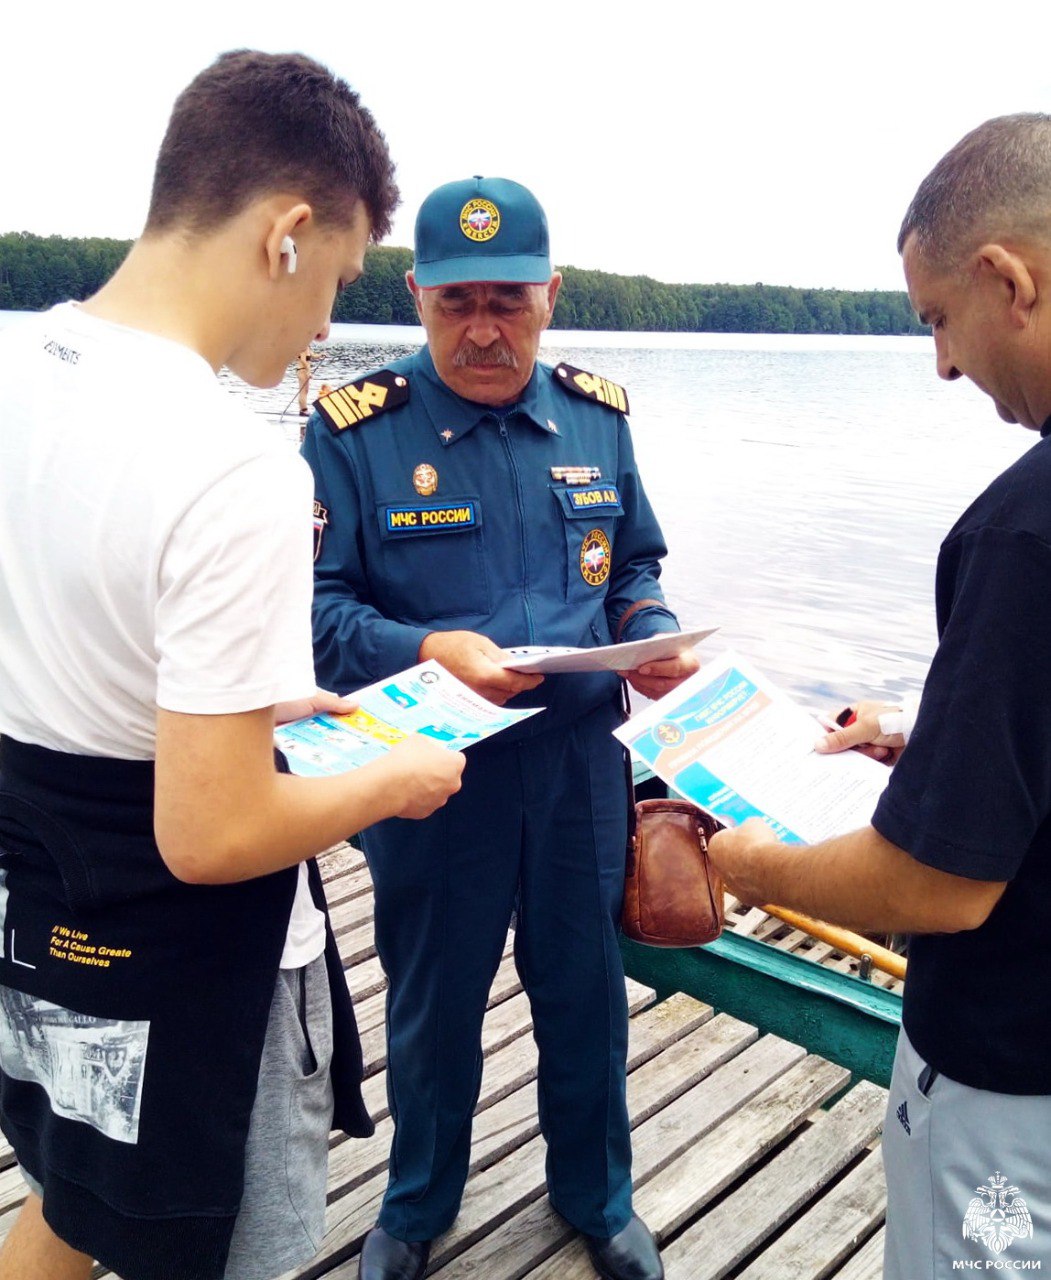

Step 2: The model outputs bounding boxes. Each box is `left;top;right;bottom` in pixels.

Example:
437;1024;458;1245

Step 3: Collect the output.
872;424;1051;1094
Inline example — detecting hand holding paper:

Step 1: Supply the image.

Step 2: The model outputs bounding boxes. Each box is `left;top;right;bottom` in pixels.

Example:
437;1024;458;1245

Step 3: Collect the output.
381;735;466;818
422;630;544;704
619;646;702;701
274;688;358;726
614;650;889;844
275;660;543;777
502;626;718;674
705;816;786;905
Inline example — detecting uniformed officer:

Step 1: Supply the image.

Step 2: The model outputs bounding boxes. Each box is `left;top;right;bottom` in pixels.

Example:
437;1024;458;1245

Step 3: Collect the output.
303;176;700;1280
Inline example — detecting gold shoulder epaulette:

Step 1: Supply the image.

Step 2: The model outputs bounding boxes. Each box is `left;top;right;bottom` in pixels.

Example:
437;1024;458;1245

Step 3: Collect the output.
553;363;630;416
316;369;410;434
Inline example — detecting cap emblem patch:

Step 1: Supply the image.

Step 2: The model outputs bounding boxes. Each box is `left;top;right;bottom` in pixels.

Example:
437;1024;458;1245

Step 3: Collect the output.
460;199;501;242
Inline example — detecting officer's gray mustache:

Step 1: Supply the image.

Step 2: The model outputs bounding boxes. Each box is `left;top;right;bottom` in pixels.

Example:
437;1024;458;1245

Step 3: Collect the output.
453;342;518;369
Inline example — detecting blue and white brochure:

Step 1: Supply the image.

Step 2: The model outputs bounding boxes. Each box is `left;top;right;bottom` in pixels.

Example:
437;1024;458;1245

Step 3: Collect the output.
275;660;543;778
614;649;889;844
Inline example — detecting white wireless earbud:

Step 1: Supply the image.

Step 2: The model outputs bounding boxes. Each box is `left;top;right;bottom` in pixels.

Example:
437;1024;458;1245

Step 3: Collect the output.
280;235;298;275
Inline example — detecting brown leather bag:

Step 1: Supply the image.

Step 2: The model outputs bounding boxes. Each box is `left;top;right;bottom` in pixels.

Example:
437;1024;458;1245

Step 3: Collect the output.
622;798;725;948
615;598;723;947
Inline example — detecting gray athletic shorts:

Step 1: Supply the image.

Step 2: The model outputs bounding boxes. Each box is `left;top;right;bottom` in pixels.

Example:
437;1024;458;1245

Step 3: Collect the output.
22;954;335;1280
882;1027;1051;1278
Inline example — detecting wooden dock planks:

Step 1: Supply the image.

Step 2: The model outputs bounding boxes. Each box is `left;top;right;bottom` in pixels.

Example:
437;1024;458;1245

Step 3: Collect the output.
0;844;891;1279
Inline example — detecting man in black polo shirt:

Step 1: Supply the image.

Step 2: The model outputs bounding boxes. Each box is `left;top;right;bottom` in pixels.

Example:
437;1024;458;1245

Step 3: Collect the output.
707;112;1051;1278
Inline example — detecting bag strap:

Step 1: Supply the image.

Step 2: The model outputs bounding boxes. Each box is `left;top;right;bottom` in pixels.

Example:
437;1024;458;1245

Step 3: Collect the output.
614;597;668;645
623;749;638;857
618;596;676;866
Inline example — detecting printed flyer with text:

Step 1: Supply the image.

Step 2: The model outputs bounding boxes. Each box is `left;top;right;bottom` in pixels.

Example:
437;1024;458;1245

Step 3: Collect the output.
615;650;888;843
275;661;542;777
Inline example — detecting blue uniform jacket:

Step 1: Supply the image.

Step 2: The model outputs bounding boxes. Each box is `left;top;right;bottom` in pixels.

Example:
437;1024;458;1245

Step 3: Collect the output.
302;347;678;739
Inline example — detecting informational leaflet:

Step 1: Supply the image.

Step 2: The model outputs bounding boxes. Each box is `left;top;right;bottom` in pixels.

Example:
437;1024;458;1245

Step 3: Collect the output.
274;660;542;777
501;626;719;674
614;650;889;844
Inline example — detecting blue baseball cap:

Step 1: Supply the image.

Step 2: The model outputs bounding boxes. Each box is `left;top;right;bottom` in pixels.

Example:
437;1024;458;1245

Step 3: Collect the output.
413;176;552;288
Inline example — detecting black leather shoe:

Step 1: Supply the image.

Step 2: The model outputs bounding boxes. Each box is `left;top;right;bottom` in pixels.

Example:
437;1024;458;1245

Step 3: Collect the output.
584;1213;664;1280
358;1226;431;1280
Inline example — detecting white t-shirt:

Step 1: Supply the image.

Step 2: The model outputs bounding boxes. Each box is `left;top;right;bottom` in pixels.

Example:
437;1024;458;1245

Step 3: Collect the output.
0;303;324;966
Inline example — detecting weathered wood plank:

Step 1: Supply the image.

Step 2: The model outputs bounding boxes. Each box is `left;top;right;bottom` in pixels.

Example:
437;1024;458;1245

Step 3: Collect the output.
424;1034;800;1277
279;981;659;1279
6;842;895;1280
345;952;387;997
415;1034;799;1280
426;1014;761;1280
319;845;366;879
660;1080;886;1278
830;1226;885;1280
330;918;377;965
0;1165;27;1220
321;863;375;910
736;1150;886;1279
637;1055;851;1237
327;892;380;938
520;1054;849;1280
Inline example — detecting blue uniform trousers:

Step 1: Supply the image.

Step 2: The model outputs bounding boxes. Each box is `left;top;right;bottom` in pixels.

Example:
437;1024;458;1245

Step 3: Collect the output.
363;697;633;1242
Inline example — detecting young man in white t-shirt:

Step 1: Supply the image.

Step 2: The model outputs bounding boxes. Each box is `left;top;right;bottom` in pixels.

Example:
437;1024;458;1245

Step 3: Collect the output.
0;51;464;1280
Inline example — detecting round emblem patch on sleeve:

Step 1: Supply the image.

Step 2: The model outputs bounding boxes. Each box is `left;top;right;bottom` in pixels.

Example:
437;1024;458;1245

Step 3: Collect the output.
580;529;611;586
460;199;501;242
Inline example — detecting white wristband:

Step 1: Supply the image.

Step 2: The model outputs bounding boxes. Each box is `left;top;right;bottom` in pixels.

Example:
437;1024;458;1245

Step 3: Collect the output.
877;709;905;737
901;691;920;744
877;693;921;742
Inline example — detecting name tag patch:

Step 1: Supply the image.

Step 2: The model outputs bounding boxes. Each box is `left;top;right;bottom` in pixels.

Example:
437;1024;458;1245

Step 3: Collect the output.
568;484;621;510
384;501;480;535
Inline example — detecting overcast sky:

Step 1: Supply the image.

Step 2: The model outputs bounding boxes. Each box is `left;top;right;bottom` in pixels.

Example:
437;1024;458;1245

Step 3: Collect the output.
5;0;1050;292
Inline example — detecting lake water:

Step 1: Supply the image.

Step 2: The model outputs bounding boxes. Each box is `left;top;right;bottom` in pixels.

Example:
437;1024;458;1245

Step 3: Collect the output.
232;323;1030;708
1;312;1030;708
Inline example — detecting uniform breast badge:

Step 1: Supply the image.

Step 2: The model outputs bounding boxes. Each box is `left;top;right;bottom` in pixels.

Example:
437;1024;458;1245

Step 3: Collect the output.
413;464;439;496
551;466;602;484
580;529;612;586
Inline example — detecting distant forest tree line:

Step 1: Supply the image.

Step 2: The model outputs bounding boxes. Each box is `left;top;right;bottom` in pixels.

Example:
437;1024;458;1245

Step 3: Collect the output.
0;233;926;336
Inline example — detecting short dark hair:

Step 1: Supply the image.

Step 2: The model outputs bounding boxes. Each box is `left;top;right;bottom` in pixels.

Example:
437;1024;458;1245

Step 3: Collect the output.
899;113;1051;269
145;50;398;240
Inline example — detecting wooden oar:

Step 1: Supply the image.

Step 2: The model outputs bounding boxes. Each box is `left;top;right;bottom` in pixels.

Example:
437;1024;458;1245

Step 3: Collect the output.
760;903;907;981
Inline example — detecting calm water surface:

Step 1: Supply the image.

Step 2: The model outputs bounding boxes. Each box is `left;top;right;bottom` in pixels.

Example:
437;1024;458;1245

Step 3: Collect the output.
233;324;1029;708
0;312;1027;707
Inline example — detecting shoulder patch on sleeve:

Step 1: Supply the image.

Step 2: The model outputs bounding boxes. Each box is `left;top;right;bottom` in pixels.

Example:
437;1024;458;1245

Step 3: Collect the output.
553;363;630;416
316;370;410;434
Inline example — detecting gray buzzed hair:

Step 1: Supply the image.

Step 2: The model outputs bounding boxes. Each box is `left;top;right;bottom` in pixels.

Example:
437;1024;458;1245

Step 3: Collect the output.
898;113;1051;268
